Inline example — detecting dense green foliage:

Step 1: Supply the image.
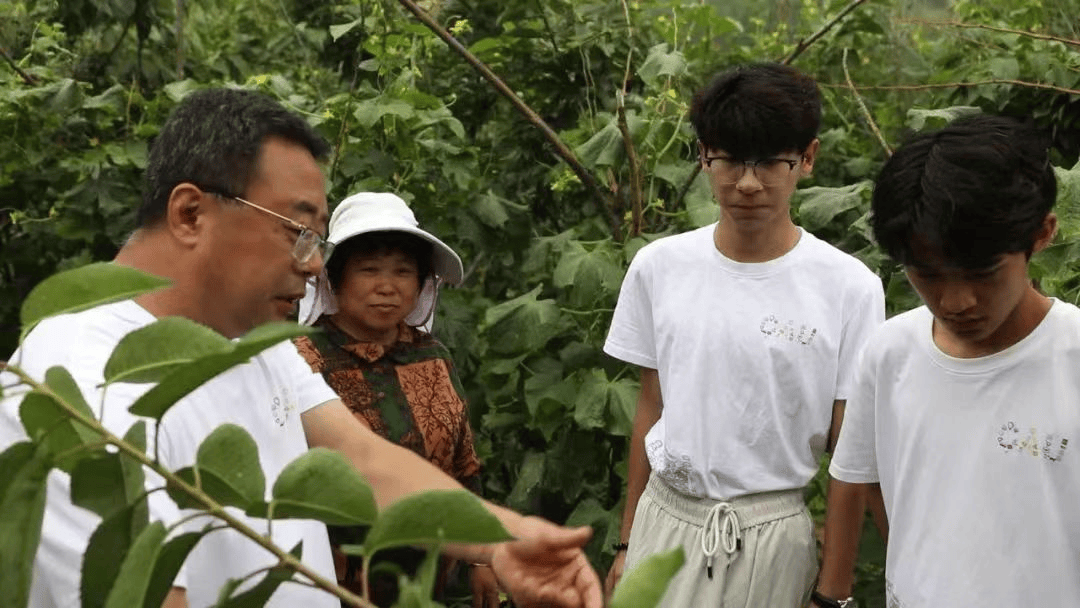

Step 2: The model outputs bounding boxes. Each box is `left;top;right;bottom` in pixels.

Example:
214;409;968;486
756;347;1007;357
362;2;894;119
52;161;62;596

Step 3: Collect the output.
2;0;1079;605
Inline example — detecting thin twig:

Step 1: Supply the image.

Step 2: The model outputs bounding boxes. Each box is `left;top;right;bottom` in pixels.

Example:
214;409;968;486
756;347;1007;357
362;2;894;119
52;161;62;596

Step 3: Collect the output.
821;79;1080;96
0;47;36;84
617;0;642;238
394;0;613;213
533;0;560;54
841;48;891;156
616;94;643;237
175;0;185;78
673;163;701;212
781;0;868;65
896;18;1080;48
2;363;376;608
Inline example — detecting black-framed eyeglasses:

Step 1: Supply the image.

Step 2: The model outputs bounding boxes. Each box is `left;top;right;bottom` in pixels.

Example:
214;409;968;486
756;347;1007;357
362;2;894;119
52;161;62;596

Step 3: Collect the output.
207;192;333;265
701;154;802;186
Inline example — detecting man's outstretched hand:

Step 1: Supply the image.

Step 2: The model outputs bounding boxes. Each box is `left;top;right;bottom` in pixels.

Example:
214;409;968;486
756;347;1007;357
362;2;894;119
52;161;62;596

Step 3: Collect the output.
490;517;603;608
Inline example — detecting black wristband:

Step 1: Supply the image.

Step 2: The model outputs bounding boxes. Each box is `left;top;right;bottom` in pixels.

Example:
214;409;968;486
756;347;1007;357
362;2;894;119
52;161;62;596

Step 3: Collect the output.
612;542;629;552
810;591;851;608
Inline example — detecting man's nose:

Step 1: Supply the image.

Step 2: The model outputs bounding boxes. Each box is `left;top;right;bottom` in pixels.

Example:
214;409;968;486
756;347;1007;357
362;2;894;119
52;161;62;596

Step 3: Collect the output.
735;164;764;192
939;281;977;314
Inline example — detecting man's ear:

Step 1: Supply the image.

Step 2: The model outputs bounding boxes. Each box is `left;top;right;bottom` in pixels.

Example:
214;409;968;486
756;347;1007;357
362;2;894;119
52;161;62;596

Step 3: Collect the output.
800;138;820;177
1032;213;1058;255
165;183;210;247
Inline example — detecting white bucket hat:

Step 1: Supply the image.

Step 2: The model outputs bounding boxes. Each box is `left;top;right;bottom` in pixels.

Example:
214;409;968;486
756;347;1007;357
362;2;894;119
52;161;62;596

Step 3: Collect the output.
298;192;464;328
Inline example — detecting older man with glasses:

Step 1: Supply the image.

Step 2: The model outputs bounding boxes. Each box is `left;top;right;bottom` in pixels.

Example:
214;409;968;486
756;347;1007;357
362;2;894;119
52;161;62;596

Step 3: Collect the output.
0;88;601;608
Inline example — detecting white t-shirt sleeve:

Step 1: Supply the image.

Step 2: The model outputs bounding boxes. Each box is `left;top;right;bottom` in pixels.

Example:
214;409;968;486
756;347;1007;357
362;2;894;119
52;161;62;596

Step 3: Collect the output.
834;271;885;400
829;341;880;483
604;251;658;369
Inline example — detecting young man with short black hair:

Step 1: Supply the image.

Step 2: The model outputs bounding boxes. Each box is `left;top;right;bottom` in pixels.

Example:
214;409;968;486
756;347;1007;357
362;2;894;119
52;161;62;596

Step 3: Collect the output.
603;63;885;606
817;115;1080;607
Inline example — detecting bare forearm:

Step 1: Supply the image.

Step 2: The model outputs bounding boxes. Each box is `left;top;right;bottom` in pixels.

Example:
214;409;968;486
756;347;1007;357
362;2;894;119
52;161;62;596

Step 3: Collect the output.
302;402;526;563
867;482;888;543
342;431;527;562
618;368;661;542
162;587;187;608
817;478;868;598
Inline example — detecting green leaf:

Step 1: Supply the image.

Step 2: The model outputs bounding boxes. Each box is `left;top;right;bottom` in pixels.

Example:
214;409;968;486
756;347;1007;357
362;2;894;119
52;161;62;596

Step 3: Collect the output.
212;542;302;607
474;191;512;228
552;242;624;309
358;490;511;555
71;422;148;518
1053;160;1080;241
248;448;377;526
793;182;870;232
0;442;51;608
574;117;623;168
163;79;200;102
985;56;1020;81
637;43;688;87
81;500;149;608
572;370;608;430
167;424;265;510
683;172;719;228
103;521;168;608
20;263;170;338
506;451;545;511
128;322;315;419
329;17;363;41
609;547;685;608
143;532;206;608
482;285;566;354
904;106;982;132
353;97;416;128
105;317;232;384
524;369;574;420
19;371;99;472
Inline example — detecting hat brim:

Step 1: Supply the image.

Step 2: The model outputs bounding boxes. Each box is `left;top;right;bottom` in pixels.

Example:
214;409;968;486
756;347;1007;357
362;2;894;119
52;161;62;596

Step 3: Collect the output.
327;219;464;286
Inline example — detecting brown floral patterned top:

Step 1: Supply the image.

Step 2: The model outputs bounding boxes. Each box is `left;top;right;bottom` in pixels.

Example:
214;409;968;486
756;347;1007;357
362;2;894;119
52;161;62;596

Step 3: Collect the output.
294;316;481;488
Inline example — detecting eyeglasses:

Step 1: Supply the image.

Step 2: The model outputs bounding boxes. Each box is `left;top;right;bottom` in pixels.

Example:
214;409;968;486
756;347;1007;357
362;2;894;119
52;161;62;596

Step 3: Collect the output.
208;192;334;264
701;154;802;186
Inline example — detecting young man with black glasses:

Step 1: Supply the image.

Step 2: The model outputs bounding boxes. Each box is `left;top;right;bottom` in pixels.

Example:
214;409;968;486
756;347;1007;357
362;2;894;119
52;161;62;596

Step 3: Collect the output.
603;63;884;606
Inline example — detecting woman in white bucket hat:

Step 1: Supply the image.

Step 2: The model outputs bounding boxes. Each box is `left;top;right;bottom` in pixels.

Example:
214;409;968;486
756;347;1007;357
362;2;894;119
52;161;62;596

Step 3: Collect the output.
294;192;500;606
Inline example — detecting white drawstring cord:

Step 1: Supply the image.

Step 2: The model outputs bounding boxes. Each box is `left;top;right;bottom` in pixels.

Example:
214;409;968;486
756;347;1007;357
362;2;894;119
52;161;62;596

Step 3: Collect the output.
701;502;741;579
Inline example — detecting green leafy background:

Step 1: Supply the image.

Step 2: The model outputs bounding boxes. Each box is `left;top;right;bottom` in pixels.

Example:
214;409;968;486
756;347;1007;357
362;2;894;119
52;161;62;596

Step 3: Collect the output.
2;0;1079;605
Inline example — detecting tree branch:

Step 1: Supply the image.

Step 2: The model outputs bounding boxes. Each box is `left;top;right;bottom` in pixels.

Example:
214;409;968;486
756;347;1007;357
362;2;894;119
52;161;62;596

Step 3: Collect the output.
896;18;1080;48
841;48;891;157
617;0;642;238
616;94;643;237
673;164;701;212
0;46;36;84
395;0;612;212
820;79;1080;96
781;0;869;65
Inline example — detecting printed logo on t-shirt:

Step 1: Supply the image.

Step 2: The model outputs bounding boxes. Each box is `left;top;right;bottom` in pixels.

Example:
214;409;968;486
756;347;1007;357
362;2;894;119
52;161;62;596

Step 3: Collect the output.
647;439;699;496
759;314;818;345
270;385;297;427
997;421;1069;462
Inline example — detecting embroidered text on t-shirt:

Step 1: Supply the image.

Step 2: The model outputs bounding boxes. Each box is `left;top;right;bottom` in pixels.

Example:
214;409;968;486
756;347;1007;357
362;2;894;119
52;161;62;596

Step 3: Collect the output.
759;314;818;345
997;421;1069;462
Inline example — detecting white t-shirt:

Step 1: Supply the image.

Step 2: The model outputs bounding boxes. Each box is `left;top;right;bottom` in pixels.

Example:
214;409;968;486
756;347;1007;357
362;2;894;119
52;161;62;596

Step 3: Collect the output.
830;301;1080;607
605;225;884;499
0;300;339;608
